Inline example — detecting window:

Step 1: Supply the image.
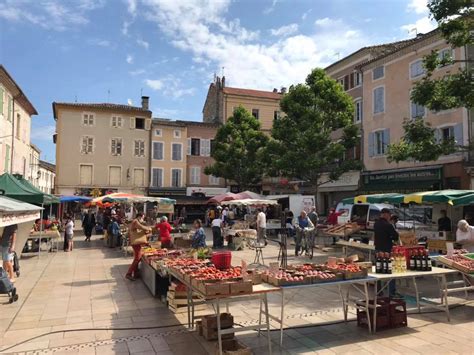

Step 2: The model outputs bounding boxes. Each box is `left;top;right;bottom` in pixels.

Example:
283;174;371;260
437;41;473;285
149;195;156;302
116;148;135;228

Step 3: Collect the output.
273;111;280;120
200;139;210;157
373;87;384;114
368;129;390;157
410;60;425;79
83;113;94;126
171;169;182;187
190;166;201;185
155;129;162;137
133;168;145;187
174;130;181;138
7;96;12;122
440;126;454;142
135;117;145;129
251;109;259;119
0;87;4;116
343;75;349;91
411;100;425;119
209;175;220;185
438;48;454;67
3;144;8;173
172;143;182;161
111;116;123;128
338;78;344;87
353;72;362;87
191;138;200;156
153;142;163;160
151;168;163;187
373;66;384;80
134;140;145;157
108;166;121;186
111;138;122;156
210;139;216;154
16;114;20;138
435;124;463;146
79;164;92;185
81;136;94;154
354;99;362;123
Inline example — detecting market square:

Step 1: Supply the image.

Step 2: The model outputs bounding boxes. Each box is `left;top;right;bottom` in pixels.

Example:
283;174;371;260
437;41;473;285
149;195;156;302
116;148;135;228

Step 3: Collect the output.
1;0;474;354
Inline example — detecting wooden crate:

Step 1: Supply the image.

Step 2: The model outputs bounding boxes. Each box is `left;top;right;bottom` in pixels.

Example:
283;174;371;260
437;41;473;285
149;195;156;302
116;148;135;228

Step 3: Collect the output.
201;313;234;329
202;325;234;341
196;281;231;297
229;280;253;295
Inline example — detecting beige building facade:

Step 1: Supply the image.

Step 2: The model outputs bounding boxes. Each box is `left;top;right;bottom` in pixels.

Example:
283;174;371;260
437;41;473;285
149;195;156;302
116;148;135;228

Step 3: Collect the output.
359;30;469;191
38;160;55;194
0;65;38;178
53;97;152;195
28;143;40;187
202;76;282;132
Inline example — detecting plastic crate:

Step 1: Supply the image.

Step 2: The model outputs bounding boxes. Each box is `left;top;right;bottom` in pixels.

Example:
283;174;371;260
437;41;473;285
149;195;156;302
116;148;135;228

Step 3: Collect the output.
357;297;391;330
211;251;232;270
389;299;407;328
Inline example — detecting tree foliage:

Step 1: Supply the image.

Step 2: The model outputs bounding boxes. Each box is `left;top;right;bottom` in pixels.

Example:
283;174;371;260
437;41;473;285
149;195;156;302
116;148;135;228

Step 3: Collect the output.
264;68;361;189
204;106;268;190
387;118;457;163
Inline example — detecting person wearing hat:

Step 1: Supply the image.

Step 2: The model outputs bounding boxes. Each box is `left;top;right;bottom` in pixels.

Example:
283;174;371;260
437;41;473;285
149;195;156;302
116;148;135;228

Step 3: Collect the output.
374;208;399;297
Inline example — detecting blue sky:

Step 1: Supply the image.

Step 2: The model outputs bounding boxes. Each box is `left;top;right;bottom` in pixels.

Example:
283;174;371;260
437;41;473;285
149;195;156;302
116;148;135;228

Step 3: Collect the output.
0;0;435;163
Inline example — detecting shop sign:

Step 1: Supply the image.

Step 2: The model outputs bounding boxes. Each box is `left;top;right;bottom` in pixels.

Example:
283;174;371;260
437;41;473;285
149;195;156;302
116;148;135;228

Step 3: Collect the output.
318;171;360;190
1;211;41;227
364;168;441;184
158;204;174;213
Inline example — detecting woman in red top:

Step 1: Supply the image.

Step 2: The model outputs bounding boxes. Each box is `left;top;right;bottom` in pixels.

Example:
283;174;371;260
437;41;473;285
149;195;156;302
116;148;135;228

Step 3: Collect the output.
156;216;173;248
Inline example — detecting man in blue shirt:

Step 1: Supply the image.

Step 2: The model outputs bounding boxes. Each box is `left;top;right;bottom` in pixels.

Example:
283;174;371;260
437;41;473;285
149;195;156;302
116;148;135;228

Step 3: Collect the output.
1;224;18;282
295;211;314;256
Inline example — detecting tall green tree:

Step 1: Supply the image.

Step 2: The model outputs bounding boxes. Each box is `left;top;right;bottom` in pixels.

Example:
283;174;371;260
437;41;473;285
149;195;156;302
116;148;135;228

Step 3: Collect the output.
389;0;473;162
264;68;361;193
204;106;268;191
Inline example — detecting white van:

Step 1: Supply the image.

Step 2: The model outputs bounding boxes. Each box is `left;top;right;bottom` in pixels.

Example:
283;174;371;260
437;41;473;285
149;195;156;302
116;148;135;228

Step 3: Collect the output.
336;203;393;229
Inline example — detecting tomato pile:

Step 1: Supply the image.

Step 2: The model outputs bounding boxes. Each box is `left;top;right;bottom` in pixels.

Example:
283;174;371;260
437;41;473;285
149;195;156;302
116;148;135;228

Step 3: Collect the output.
446;255;474;270
190;266;242;281
327;263;362;272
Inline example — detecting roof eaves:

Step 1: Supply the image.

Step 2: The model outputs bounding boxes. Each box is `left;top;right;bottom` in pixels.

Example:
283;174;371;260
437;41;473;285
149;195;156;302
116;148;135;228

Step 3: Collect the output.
0;65;38;116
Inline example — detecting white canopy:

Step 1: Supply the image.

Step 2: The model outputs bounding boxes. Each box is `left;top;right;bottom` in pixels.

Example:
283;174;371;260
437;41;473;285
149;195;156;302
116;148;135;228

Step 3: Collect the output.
221;198;278;206
0;196;42;227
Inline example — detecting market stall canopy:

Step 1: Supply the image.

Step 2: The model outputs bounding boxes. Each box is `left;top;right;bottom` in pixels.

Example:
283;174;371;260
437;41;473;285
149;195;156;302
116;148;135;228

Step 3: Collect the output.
92;192;175;205
342;193;405;205
59;195;92;203
0;173;59;205
234;191;262;200
221;198;278;206
452;193;474;206
207;191;262;204
0;195;42;227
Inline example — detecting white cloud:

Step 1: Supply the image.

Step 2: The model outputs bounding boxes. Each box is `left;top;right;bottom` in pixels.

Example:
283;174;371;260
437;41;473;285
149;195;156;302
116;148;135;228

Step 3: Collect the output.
126;54;134;64
301;9;311;21
401;16;436;35
136;38;150;49
126;0;137;16
406;0;429;14
145;76;196;99
122;21;131;35
129;68;146;76
87;38;112;47
270;24;298;37
127;98;133;105
315;17;339;27
263;0;279;15
0;0;103;31
30;125;56;141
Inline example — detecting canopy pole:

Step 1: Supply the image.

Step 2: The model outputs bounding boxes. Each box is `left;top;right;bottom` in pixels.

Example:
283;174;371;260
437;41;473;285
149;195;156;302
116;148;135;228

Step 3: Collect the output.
39;203;44;259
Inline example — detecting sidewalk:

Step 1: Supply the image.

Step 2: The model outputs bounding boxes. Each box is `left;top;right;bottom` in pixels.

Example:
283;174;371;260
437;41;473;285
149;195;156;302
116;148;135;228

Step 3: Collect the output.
0;230;473;354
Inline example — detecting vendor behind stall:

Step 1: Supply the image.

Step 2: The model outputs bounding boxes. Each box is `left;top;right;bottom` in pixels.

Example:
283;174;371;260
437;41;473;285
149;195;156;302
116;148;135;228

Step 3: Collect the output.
438;210;452;232
156;216;172;248
456;219;474;252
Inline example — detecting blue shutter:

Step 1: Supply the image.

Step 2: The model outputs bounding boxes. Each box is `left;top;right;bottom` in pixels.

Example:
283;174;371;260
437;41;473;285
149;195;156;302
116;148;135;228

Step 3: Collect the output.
368;132;374;157
453;123;463;146
383;129;390;154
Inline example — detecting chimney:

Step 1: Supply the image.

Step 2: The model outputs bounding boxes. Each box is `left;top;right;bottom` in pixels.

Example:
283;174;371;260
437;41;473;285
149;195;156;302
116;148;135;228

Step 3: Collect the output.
280;87;287;94
273;88;278;93
221;76;225;88
141;96;149;110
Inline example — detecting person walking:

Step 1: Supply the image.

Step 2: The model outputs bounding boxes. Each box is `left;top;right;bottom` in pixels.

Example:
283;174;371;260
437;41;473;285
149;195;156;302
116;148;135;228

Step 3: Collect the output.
256;208;267;245
82;210;96;242
211;213;223;249
64;215;75;252
0;224;17;282
294;211;314;256
126;213;151;281
191;219;207;249
374;208;399;297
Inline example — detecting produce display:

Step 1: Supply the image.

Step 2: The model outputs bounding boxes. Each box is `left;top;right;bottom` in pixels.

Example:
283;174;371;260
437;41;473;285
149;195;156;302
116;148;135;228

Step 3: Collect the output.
438;252;474;273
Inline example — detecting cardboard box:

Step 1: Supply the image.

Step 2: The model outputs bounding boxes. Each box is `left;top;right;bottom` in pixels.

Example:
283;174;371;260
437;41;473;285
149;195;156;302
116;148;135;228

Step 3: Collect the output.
229;280;253;295
201;313;234;329
216;339;252;355
197;281;231;297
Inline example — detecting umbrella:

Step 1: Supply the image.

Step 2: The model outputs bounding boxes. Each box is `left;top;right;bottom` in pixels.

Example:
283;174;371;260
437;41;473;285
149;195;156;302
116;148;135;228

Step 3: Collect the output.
92;193;175;205
221;198;278;206
342;193;404;204
207;192;238;204
60;195;92;203
402;190;473;205
235;191;262;200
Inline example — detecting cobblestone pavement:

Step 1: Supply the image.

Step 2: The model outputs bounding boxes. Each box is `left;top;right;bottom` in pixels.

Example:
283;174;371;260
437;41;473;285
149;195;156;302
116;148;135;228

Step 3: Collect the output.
0;228;473;354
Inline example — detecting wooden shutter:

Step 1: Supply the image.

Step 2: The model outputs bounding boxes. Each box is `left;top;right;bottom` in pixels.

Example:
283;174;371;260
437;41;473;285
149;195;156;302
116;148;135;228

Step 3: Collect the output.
133;169;144;187
80;165;92;185
368;132;374;157
130;117;135;129
199;139;205;156
109;166;121;186
0;87;3;114
454;123;463;146
383;129;390;154
145;119;151;130
117;139;122;155
187;138;191;155
434;128;441;143
350;73;354;89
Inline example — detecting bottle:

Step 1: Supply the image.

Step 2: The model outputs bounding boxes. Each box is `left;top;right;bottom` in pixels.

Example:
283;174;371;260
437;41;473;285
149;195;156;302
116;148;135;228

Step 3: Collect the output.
387;253;393;274
376;253;382;274
421;250;428;271
426;251;432;272
401;253;407;273
409;251;416;271
382;253;388;274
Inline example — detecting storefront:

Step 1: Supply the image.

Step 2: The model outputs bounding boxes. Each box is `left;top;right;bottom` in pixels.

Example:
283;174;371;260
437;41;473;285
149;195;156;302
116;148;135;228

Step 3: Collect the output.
317;171;360;213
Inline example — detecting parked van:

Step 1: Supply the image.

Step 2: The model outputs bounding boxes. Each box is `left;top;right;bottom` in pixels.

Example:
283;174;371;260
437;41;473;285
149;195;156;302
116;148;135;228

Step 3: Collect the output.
336;203;393;229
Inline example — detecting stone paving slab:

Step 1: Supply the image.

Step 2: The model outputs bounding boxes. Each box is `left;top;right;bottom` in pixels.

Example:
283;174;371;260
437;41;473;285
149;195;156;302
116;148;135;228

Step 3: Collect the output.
1;229;473;354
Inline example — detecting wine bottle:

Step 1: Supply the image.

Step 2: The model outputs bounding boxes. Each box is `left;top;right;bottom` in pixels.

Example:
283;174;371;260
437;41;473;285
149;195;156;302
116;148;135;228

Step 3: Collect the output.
387;253;393;274
426;251;432;272
382;253;388;274
421;250;428;271
376;253;382;274
409;251;415;271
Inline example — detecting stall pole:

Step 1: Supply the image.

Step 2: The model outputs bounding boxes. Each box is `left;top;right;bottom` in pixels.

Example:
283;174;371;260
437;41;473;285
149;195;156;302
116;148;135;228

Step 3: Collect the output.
38;203;44;258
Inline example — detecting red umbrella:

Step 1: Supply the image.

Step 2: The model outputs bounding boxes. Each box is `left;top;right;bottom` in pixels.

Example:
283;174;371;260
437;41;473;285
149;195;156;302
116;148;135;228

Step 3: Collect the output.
207;192;238;204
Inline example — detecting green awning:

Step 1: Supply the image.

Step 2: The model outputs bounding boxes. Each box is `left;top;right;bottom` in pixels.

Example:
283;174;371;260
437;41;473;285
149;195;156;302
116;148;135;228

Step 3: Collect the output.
14;175;60;204
0;173;59;205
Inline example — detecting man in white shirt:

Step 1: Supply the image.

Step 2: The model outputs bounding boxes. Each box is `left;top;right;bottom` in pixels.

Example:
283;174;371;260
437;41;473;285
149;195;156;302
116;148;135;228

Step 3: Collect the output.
256;208;267;245
211;215;224;249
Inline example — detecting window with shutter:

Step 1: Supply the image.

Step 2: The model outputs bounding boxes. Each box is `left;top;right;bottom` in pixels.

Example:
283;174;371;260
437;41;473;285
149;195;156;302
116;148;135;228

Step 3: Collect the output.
354;99;362;123
0;87;4;115
145;119;151;130
111;116;123;128
373;87;384;114
130;117;135;129
153;142;164;160
191;138;200;156
81;136;94;154
7;96;12;122
134;140;145;157
410;60;425;78
109;166;121;186
410;100;425;118
4;144;10;173
171;169;182;187
172;143;182;161
79;164;93;185
133;168;145;187
111;138;122;156
373;66;384;80
374;131;384;155
190;167;201;184
344;75;349;91
83;113;94;126
453;123;463;145
187;138;191;155
152;168;163;187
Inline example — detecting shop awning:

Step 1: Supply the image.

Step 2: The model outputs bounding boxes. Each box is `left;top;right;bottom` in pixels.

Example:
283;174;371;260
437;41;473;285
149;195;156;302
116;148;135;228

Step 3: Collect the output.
0;195;42;227
0;173;59;205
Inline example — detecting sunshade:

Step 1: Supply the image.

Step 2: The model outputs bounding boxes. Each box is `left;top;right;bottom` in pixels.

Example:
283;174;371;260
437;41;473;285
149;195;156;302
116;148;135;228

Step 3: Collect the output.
92;193;175;205
452;193;474;206
207;192;238;204
0;173;59;205
234;191;262;200
221;198;278;206
402;190;472;205
0;195;42;227
60;195;92;203
342;193;405;205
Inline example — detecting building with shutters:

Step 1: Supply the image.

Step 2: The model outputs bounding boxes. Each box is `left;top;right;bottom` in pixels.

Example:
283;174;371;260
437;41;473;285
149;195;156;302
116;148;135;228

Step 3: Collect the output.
357;29;470;191
202;76;283;132
53;97;152;195
0;65;38;178
38;160;55;194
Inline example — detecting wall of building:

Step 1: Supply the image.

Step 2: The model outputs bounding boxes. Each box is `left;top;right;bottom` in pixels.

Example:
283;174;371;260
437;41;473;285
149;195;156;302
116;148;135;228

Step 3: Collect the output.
224;95;281;131
362;39;466;172
0;85;33;177
28;146;40;187
150;123;187;188
38;166;55;194
55;107;151;195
